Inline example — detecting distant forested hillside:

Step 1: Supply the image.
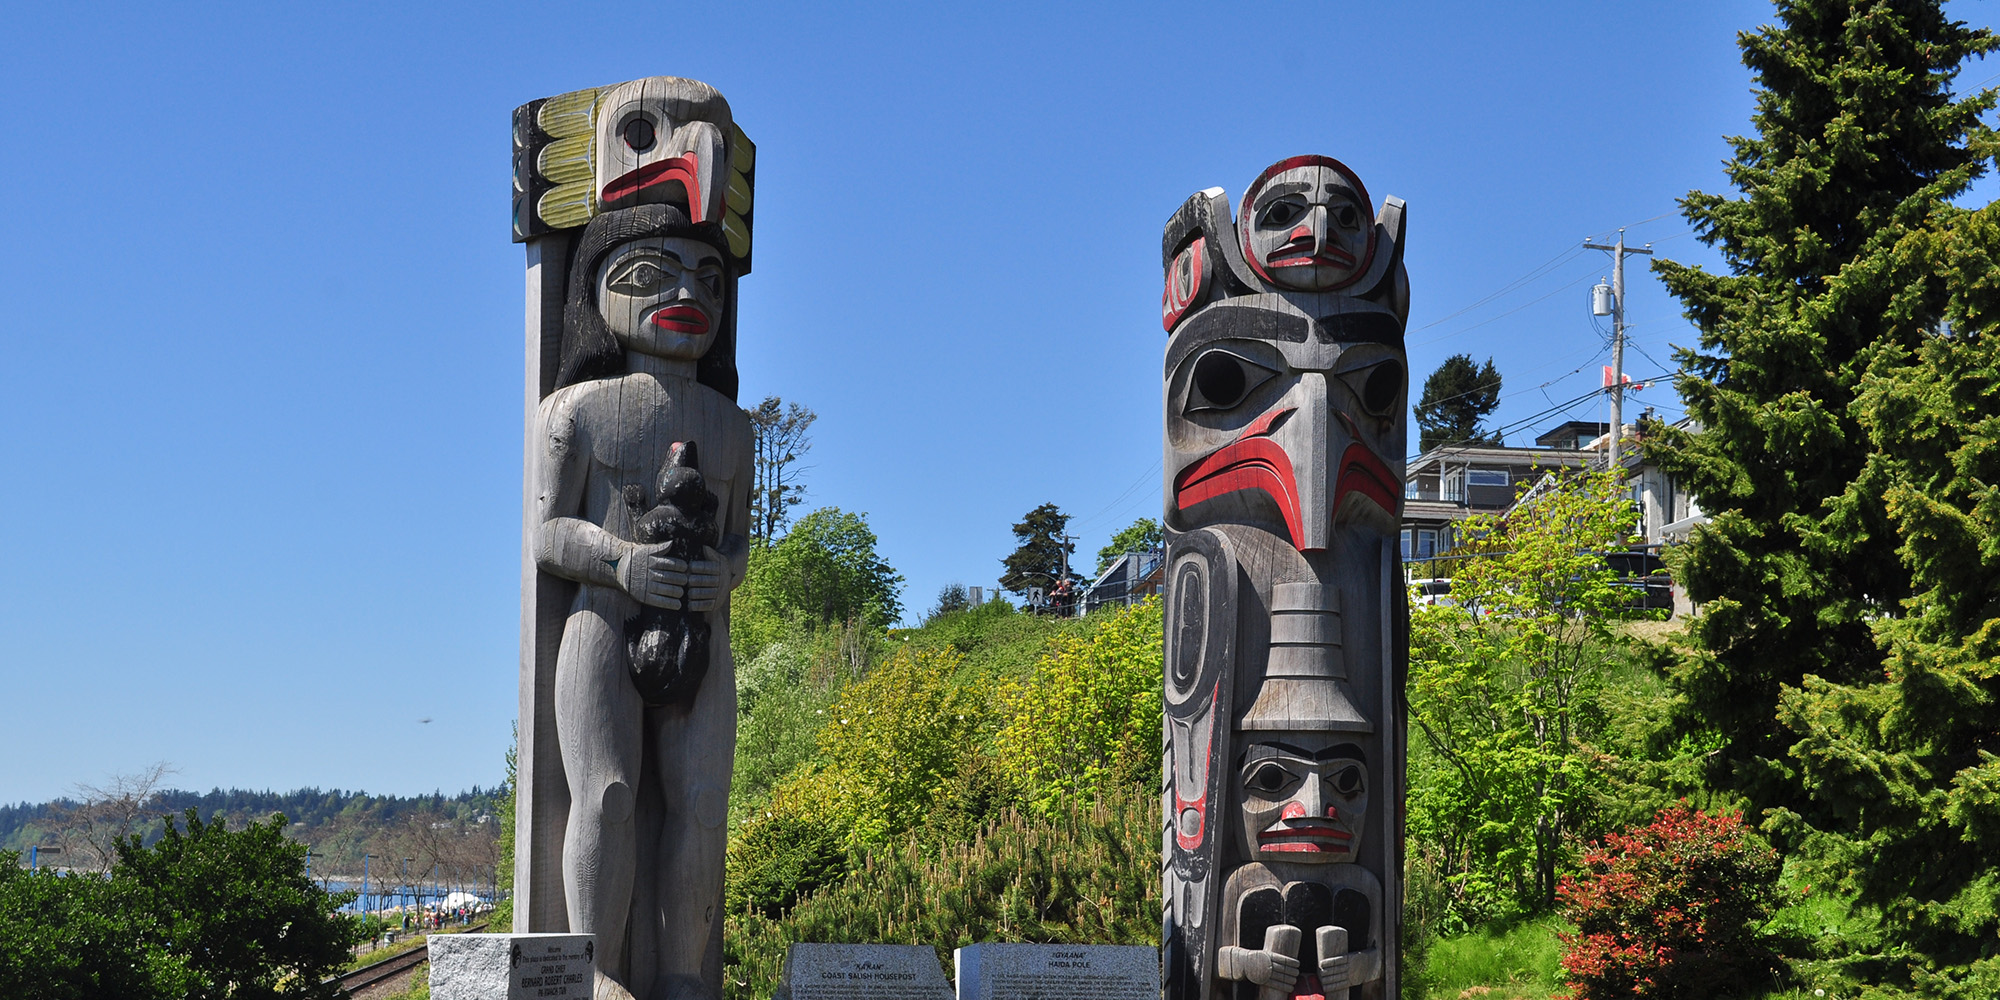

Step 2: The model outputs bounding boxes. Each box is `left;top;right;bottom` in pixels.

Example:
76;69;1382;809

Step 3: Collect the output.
1;783;505;878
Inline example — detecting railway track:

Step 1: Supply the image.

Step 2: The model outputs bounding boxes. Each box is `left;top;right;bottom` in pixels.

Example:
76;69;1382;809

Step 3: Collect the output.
334;923;488;997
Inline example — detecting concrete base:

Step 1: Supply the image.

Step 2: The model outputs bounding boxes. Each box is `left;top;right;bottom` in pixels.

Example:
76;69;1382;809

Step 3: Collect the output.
429;933;596;1000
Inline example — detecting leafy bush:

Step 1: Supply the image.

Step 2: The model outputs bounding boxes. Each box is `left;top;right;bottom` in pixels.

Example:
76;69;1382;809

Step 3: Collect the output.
724;783;1158;1000
0;860;168;999
992;597;1163;815
0;811;361;999
725;646;990;914
1557;806;1783;999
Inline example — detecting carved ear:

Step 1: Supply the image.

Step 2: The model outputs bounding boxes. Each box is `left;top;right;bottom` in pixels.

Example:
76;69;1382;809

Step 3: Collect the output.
1351;196;1407;308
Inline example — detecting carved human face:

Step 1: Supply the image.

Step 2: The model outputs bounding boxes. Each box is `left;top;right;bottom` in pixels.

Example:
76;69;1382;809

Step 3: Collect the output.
1238;739;1367;863
595;237;725;362
1241;160;1373;292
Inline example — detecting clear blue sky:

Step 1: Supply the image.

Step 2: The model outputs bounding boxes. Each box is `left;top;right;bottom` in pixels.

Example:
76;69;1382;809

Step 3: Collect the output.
5;1;1996;805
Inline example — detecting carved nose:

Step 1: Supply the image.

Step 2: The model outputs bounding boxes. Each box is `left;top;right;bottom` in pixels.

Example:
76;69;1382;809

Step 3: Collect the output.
1277;372;1333;551
1288;224;1312;245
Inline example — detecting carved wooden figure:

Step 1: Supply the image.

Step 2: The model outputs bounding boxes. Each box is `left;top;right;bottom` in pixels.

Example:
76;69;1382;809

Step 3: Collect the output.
513;76;757;1000
1160;156;1409;1000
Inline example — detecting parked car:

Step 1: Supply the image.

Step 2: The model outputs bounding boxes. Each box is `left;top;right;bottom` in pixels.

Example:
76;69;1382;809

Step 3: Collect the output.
1605;550;1673;612
1410;578;1456;608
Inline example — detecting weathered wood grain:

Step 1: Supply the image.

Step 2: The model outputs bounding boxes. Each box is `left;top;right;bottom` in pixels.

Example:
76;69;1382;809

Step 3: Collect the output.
1161;156;1410;1000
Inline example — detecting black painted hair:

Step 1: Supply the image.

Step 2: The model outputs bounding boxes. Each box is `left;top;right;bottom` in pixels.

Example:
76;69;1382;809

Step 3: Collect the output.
555;204;740;399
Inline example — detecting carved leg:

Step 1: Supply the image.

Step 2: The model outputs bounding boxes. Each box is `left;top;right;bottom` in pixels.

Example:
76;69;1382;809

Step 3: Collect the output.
555;608;644;990
649;649;736;1000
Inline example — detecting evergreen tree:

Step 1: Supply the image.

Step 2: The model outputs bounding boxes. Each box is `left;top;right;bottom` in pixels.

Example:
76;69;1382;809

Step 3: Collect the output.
1000;503;1080;597
1645;1;1999;990
1414;354;1503;452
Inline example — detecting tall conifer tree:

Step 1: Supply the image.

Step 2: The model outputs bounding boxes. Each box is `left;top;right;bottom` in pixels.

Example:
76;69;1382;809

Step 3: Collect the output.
1648;1;2000;990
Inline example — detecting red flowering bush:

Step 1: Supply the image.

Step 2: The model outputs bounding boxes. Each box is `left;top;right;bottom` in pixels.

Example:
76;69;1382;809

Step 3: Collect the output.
1557;806;1783;998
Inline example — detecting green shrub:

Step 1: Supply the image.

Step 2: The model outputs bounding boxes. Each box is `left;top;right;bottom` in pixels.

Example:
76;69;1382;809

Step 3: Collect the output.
724;646;991;914
723;783;1158;1000
992;597;1163;815
0;812;360;1000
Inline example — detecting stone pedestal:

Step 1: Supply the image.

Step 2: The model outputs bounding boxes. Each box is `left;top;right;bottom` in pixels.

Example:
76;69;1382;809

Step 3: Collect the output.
774;943;954;1000
429;933;595;1000
954;943;1160;1000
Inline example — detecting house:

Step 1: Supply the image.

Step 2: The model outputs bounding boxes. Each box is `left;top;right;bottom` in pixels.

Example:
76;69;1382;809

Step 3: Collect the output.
1400;421;1603;564
1079;546;1165;614
1400;414;1706;614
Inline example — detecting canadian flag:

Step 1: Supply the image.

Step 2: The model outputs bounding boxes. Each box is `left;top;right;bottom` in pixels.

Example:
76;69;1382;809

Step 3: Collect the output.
1603;366;1647;391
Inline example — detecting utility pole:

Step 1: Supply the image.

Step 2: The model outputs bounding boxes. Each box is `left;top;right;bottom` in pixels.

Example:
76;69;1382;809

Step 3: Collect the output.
1584;229;1653;474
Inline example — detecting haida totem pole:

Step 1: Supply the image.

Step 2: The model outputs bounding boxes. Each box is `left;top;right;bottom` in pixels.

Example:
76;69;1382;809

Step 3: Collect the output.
513;76;756;1000
1160;156;1409;1000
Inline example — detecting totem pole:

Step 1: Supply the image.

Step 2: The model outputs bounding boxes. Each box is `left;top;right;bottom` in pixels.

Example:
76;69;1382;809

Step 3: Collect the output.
513;76;756;1000
1160;156;1408;1000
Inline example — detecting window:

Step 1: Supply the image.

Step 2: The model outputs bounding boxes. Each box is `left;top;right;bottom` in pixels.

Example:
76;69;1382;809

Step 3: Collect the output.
1417;529;1438;560
1400;528;1413;560
1467;469;1509;487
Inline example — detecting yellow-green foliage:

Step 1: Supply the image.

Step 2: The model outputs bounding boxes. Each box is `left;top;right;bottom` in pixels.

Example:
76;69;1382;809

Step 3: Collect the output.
791;645;989;847
724;783;1158;1000
993;597;1163;815
726;645;991;915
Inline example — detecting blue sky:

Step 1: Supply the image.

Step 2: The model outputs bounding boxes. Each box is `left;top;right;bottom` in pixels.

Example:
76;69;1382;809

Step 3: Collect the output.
4;1;1995;804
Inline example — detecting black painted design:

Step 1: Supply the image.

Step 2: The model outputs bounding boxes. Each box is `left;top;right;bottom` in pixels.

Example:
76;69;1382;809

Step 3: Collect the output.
623;441;718;707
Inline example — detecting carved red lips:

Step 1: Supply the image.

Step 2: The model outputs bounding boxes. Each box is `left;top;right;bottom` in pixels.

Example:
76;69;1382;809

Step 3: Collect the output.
649;304;710;335
1266;228;1358;271
1257;825;1354;853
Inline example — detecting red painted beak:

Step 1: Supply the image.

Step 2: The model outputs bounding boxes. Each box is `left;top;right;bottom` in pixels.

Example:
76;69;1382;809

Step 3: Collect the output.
1174;407;1306;547
1335;442;1399;515
601;154;706;221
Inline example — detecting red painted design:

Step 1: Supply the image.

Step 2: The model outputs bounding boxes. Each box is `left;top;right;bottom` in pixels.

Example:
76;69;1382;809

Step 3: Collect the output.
1173;679;1221;851
1174;408;1305;547
649;304;710;334
1292;973;1326;1000
1162;237;1207;332
1333;442;1399;516
601;154;706;221
1257;826;1352;853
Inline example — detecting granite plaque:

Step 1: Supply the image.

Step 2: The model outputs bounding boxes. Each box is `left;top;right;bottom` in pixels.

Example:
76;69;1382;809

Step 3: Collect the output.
954;943;1160;1000
429;932;595;1000
776;943;955;1000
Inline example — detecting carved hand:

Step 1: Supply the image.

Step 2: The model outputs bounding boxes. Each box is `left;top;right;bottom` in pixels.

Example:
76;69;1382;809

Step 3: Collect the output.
681;546;727;612
1318;952;1351;992
615;542;697;609
1216;946;1299;992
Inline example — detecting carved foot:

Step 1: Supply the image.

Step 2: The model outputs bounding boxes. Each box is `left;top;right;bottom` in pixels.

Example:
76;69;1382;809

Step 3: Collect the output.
593;970;638;1000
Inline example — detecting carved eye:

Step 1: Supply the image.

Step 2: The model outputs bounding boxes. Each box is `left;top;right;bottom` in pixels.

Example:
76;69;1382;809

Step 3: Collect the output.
1245;761;1298;795
1187;350;1277;413
697;269;722;298
608;256;676;295
621;114;657;152
1329;764;1365;798
1349;360;1403;417
1258;197;1305;229
1332;203;1361;230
